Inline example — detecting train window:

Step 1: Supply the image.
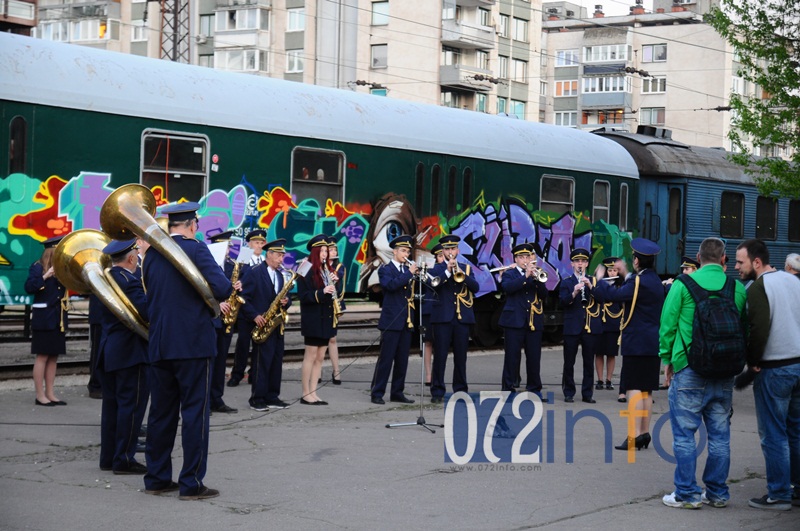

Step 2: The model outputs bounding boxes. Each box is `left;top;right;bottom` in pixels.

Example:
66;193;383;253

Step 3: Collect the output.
8;116;27;174
415;163;425;217
619;183;629;231
593;181;610;222
720;192;744;238
141;130;209;202
447;165;457;218
668;188;681;235
462;168;472;211
291;147;345;207
431;165;441;214
789;200;800;242
540;175;574;214
756;196;777;240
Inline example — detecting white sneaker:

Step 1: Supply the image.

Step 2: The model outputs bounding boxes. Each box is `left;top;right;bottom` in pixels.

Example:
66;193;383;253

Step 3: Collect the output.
701;491;728;508
663;492;702;509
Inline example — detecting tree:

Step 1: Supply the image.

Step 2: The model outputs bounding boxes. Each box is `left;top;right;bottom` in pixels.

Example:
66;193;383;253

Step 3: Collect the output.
706;1;800;198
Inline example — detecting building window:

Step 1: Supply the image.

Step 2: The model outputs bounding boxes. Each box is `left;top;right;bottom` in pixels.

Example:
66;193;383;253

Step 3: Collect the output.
447;165;458;218
462;168;472;210
788;200;800;242
642;44;667;63
37;21;69;41
756;196;777;240
554;111;577;127
415;162;425;216
555;80;578;97
431;165;441;214
642;76;667;93
498;14;509;38
582;76;630;93
198;54;214;68
498;55;508;78
8;116;27;175
370;88;388;96
540;175;574;214
640;107;666;125
512;18;528;42
71;19;119;41
479;8;490;27
583;44;629;63
291;147;345;206
215;49;268;72
371;44;388;68
286;49;304;73
668;187;681;234
287;8;305;31
141;130;209;202
441;91;460;108
132;20;148;42
619;183;629;231
442;46;461;66
497;97;507;114
199;15;214;38
476;93;486;113
216;8;268;31
511;59;527;83
371;1;389;26
556;49;579;67
476;50;489;70
593;181;610;222
540;81;547;96
720;191;744;238
510;100;525;119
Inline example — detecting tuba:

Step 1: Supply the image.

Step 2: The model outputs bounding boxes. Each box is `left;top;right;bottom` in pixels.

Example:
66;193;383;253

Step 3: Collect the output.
53;229;148;340
252;266;298;344
100;184;221;317
221;260;245;333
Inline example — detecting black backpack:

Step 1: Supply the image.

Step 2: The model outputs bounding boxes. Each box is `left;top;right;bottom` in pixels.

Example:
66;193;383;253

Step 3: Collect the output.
678;274;746;379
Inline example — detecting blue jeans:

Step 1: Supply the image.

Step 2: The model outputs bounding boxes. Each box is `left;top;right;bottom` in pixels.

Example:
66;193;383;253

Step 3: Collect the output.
753;363;800;501
668;366;733;503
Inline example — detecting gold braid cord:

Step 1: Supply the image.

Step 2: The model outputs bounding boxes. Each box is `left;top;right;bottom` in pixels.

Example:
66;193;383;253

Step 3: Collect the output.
602;302;624;323
583;278;600;332
406;277;416;328
456;265;473;320
59;290;70;332
617;275;640;346
528;293;542;331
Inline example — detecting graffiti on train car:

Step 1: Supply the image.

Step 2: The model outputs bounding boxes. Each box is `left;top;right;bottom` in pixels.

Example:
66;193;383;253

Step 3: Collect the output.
0;172;631;304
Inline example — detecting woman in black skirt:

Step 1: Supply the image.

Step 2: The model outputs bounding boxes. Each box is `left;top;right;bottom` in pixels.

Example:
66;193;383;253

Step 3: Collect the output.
298;234;336;405
24;236;69;406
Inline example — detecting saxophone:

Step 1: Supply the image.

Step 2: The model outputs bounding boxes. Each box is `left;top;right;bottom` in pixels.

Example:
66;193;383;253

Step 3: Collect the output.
251;268;297;344
222;261;245;333
331;262;344;322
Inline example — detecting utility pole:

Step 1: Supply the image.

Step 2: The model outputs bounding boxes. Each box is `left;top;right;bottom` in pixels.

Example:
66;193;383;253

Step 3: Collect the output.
159;0;191;63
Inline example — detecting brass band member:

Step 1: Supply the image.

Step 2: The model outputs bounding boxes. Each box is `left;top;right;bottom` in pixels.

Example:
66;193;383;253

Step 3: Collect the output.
596;256;623;394
422;243;445;385
499;243;548;400
209;230;239;414
24;236;68;406
428;235;480;404
298;234;336;405
324;236;344;385
371;235;417;405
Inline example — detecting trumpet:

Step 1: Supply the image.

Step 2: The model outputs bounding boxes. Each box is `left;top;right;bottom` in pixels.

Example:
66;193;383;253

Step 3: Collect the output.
578;267;589;307
527;263;548;282
405;259;441;288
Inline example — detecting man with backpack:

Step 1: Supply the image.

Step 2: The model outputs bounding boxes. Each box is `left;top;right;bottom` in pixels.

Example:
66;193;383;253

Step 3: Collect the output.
658;237;747;509
736;238;800;511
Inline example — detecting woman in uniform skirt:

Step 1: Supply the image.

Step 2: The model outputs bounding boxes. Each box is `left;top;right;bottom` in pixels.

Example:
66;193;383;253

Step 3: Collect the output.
24;236;68;406
323;237;344;385
298;234;337;405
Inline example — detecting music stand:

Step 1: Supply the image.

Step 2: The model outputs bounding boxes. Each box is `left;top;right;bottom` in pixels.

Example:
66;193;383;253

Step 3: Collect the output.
386;270;443;433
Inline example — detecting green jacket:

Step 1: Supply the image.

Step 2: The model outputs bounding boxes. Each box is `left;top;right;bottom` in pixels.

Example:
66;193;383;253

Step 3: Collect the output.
658;264;747;373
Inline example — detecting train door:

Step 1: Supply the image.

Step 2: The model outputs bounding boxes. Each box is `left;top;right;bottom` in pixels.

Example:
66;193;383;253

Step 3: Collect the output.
654;183;684;275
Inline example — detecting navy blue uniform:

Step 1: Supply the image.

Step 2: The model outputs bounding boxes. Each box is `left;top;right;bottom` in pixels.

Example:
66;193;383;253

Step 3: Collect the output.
559;275;602;400
372;261;415;401
240;263;291;405
87;295;103;395
499;267;548;393
24;262;68;355
142;235;232;497
230;261;257;385
298;269;336;341
98;265;149;472
429;261;480;399
211;259;235;407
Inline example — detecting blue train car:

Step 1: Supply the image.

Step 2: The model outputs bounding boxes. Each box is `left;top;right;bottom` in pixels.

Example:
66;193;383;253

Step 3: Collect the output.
595;126;800;275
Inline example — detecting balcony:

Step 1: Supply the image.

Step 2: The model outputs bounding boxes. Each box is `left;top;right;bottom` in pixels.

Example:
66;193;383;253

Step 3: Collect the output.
216;0;271;7
440;64;494;92
0;0;37;30
457;0;497;6
441;19;495;50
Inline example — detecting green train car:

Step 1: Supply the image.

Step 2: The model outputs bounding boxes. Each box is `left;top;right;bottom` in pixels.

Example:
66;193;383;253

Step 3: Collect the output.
0;33;638;343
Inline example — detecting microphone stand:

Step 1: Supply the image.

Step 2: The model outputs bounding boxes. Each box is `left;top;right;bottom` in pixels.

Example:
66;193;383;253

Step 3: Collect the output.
386;269;443;433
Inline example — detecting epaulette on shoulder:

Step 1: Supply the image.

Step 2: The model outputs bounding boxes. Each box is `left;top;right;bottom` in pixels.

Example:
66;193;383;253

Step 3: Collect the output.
119;269;138;282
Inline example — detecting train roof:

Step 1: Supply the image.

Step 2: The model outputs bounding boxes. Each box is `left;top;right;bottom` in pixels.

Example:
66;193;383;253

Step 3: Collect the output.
0;33;637;180
593;128;754;185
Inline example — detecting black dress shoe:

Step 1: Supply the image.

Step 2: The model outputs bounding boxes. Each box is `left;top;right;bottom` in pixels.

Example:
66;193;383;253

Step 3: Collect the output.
266;400;290;409
424;382;431;387
100;465;113;471
371;396;386;405
89;391;103;399
300;398;328;405
211;404;238;414
35;399;55;407
390;396;415;404
332;374;342;385
145;481;180;496
249;401;269;411
53;400;67;406
226;378;240;388
582;397;596;404
615;436;635;451
618;396;627;403
564;396;574;403
113;462;147;475
179;486;220;501
430;396;443;404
